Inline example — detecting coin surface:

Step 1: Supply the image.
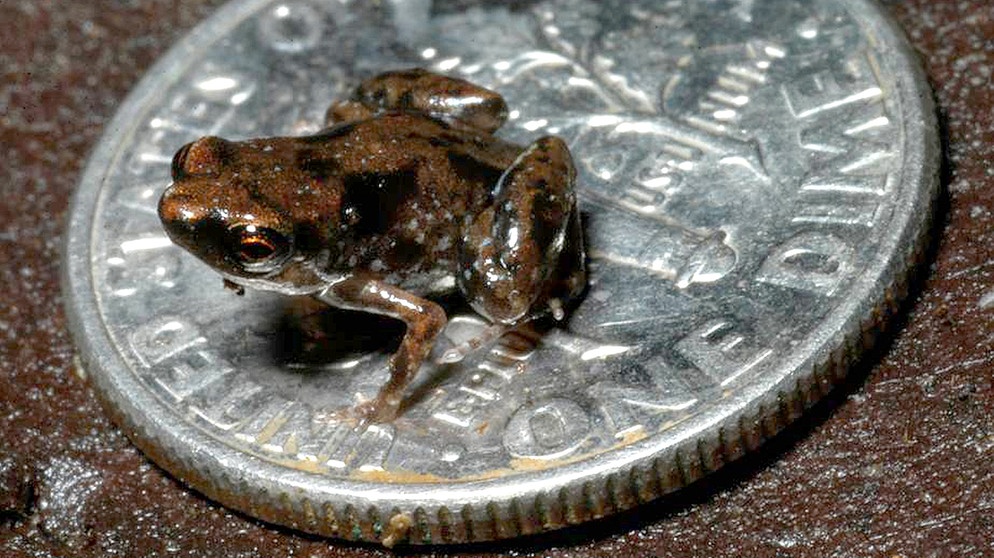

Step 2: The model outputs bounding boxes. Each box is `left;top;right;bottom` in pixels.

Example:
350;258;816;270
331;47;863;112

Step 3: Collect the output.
63;0;938;545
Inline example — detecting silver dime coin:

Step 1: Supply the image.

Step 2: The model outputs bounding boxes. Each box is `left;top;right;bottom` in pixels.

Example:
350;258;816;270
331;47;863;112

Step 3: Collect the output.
63;0;938;545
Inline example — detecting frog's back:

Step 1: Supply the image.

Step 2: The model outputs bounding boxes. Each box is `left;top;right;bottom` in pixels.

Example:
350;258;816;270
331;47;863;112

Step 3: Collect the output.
304;113;522;288
305;112;520;178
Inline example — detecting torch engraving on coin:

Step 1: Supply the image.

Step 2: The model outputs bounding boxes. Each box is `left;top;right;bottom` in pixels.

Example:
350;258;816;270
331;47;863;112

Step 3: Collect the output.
64;0;937;545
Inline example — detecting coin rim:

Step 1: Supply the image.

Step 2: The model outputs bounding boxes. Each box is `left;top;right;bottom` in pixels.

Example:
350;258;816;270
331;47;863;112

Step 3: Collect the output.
62;0;940;544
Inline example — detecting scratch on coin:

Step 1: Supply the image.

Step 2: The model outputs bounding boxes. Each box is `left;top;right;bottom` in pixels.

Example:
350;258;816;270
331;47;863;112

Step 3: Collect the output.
947;258;994;279
978;288;994;309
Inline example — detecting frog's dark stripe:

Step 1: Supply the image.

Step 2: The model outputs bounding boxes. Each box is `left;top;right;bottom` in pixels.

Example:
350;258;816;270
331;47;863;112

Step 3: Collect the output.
447;152;505;198
529;188;569;256
428;136;453;148
371;88;388;103
296;149;340;179
292;221;327;256
389;237;429;269
341;168;419;236
398;90;415;109
301;122;360;142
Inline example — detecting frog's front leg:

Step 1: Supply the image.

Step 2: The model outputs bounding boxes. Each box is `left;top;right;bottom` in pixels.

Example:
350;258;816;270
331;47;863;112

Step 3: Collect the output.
327;68;509;132
459;136;586;326
315;277;447;425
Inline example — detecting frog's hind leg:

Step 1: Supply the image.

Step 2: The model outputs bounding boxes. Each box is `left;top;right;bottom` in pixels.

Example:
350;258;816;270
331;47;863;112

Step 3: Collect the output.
324;100;375;128
458;136;586;327
333;68;509;132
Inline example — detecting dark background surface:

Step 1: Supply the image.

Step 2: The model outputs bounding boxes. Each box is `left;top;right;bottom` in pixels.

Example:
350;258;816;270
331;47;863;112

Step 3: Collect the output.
2;0;993;556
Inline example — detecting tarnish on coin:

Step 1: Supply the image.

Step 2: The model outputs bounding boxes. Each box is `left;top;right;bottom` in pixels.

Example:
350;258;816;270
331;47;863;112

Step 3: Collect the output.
64;0;938;545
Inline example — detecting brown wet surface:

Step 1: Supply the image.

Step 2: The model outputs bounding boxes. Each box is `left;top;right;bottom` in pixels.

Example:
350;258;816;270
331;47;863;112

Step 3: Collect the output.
2;0;993;555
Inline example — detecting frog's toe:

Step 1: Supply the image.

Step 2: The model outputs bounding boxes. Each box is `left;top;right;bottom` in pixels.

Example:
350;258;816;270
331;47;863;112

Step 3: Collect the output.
356;397;401;427
437;347;467;364
322;398;399;431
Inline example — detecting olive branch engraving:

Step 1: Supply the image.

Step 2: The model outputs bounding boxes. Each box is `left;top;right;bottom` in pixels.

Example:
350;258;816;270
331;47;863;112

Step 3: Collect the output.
478;2;660;115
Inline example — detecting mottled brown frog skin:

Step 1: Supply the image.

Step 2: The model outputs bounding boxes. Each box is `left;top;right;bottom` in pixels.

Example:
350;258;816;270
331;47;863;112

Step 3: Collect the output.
158;69;586;424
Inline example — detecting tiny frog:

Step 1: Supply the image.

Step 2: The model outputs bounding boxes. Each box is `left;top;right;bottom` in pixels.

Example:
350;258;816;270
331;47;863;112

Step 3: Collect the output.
158;69;586;424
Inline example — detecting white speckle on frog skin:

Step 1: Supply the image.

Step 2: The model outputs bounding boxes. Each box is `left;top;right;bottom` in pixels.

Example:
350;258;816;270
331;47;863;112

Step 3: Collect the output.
370;259;386;272
436;236;451;251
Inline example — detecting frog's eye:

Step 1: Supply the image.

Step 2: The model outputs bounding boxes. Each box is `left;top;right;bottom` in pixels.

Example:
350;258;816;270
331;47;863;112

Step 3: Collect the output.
228;224;291;273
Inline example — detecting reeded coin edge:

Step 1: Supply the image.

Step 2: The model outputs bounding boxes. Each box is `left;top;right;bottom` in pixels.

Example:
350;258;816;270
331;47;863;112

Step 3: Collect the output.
63;0;940;545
